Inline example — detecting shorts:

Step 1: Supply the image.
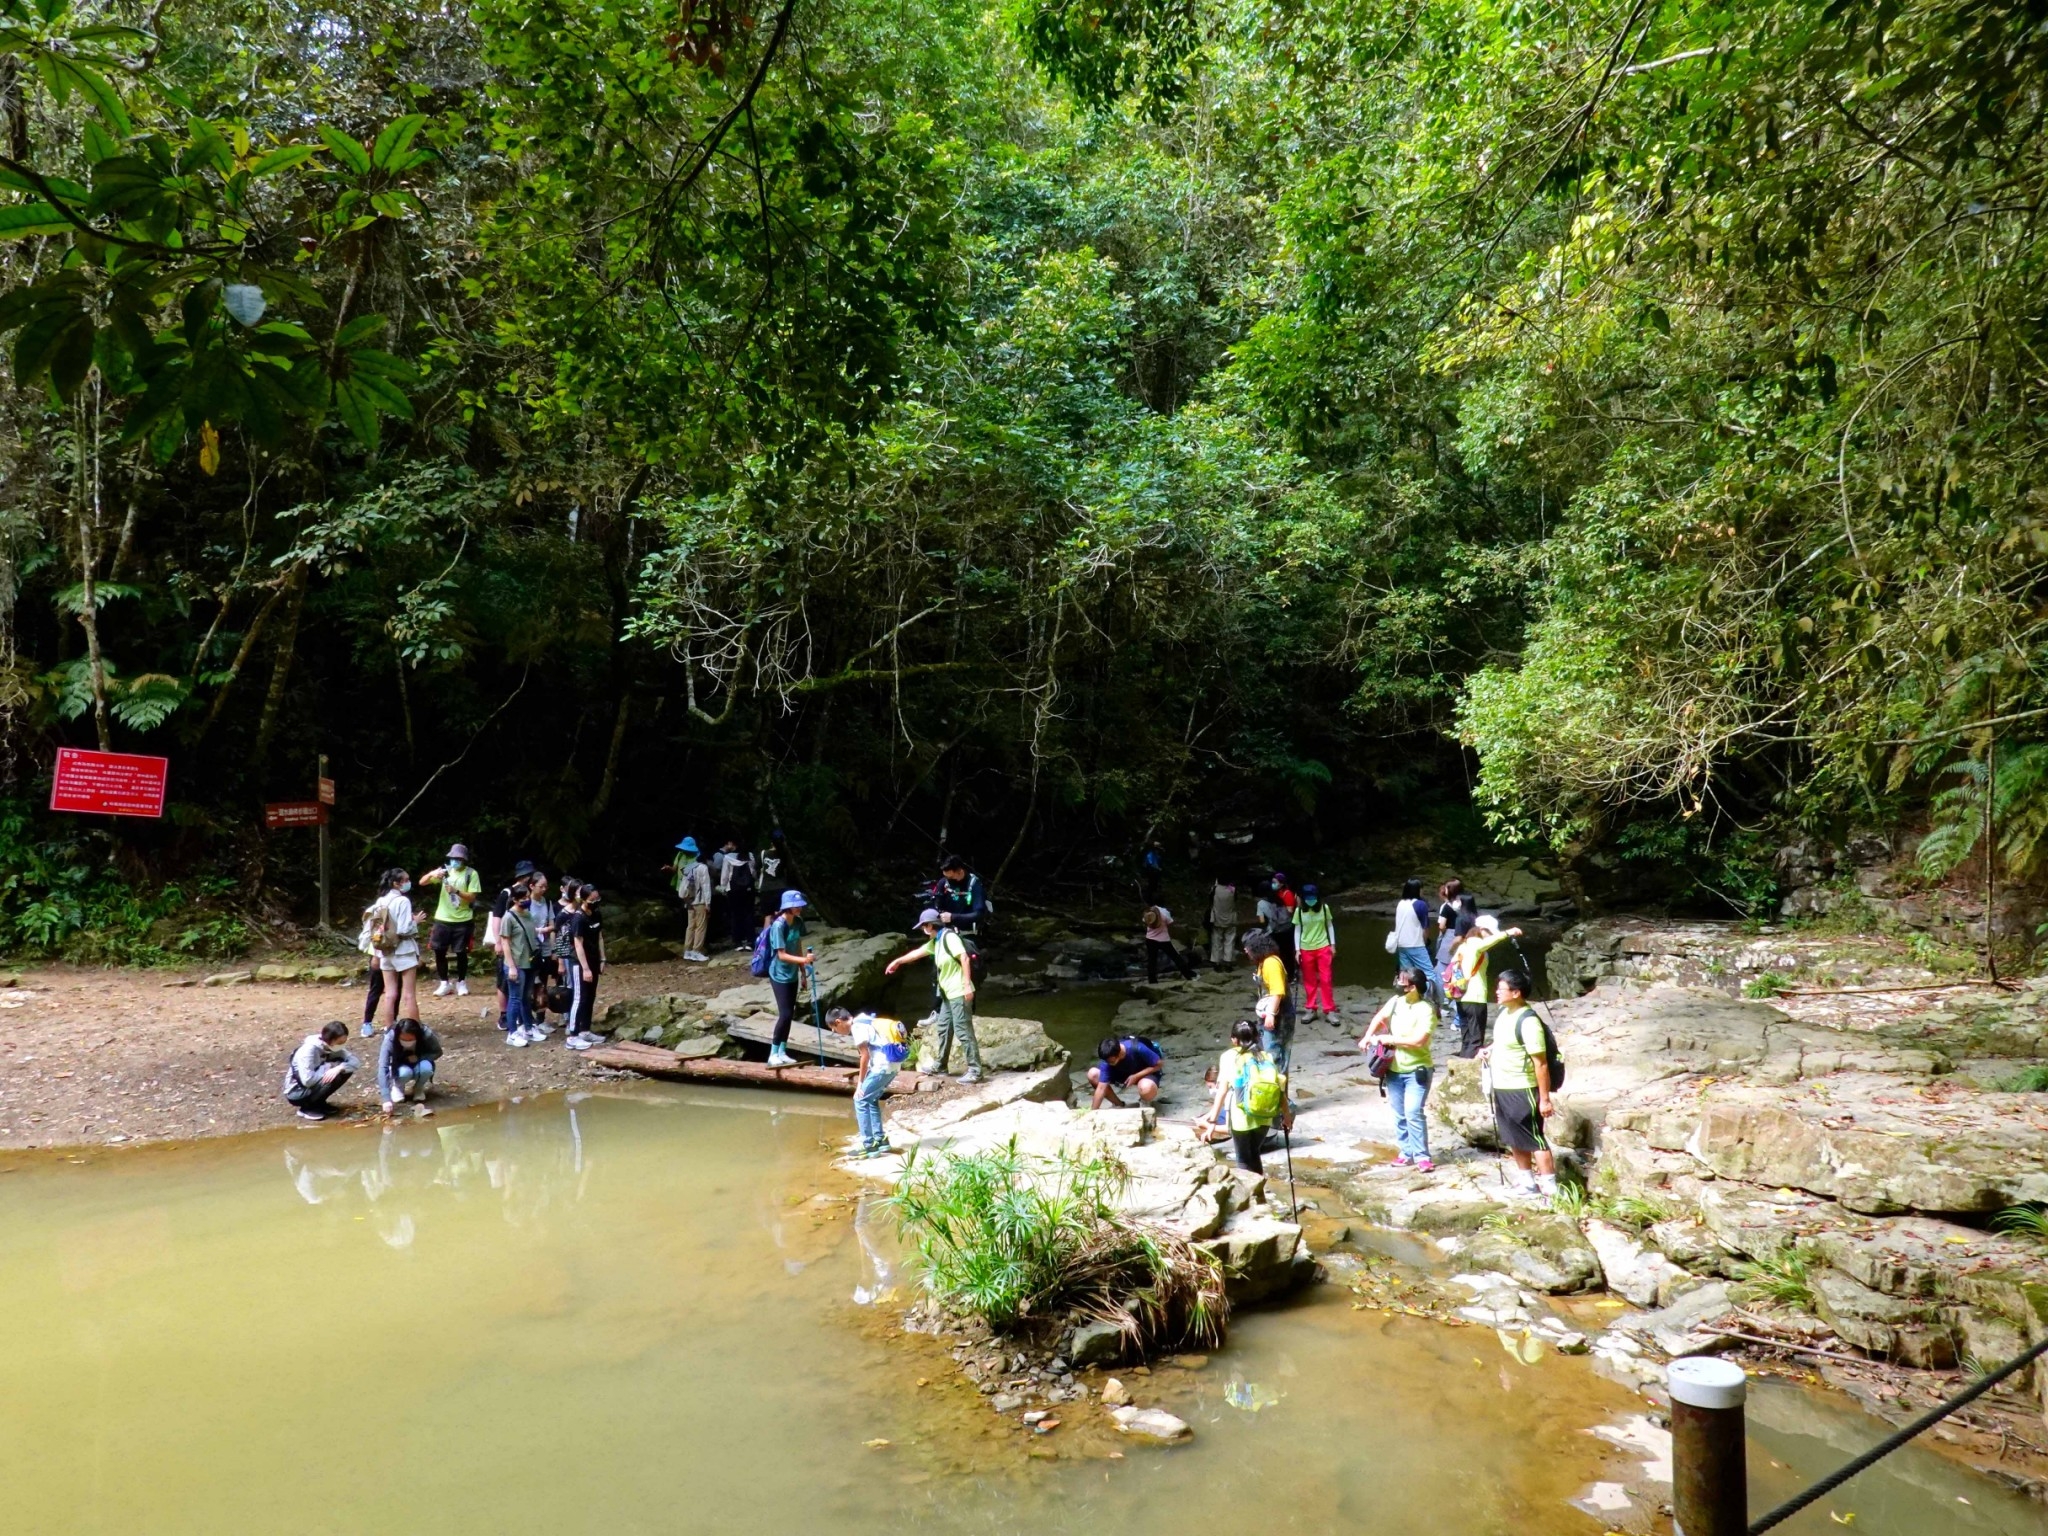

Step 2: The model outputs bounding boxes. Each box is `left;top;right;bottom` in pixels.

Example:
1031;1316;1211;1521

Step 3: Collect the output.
1492;1088;1549;1154
430;920;474;952
379;951;420;974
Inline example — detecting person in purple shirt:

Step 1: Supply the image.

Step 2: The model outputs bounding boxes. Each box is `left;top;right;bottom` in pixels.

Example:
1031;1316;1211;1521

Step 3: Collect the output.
1088;1035;1164;1109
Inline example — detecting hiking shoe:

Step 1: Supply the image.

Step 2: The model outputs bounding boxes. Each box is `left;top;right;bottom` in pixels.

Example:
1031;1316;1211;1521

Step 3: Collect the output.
959;1068;984;1085
455;981;470;997
296;1106;329;1122
1415;1157;1436;1173
506;1028;531;1048
1389;1154;1413;1167
766;1047;795;1068
360;1022;377;1038
434;981;453;997
683;950;707;963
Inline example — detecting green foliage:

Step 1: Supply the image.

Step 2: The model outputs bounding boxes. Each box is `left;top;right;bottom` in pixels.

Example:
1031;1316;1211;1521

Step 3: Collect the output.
0;799;247;961
1994;1066;2048;1094
1743;972;1790;1000
1991;1205;2048;1243
1733;1243;1820;1312
886;1140;1226;1351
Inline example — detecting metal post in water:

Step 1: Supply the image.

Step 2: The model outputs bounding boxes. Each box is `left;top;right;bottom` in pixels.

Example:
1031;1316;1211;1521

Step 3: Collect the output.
1669;1357;1747;1536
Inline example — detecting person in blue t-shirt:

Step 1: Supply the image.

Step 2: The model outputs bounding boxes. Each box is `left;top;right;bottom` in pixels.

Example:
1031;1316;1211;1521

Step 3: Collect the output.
1088;1035;1164;1109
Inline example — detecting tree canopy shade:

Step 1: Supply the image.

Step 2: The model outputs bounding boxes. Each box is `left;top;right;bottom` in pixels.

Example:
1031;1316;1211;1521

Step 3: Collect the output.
0;0;2045;940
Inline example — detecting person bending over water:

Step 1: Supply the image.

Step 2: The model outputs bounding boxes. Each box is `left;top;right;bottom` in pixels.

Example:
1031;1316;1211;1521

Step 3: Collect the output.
284;1021;359;1122
1089;1035;1164;1109
378;1017;443;1118
828;1007;909;1158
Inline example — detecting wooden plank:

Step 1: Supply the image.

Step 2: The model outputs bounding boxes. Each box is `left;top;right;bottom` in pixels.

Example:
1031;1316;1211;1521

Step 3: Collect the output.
585;1047;931;1097
723;1012;864;1066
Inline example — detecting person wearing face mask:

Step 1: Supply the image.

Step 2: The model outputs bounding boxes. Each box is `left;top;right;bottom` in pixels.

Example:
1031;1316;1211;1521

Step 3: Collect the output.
1294;883;1337;1022
419;843;483;997
365;868;423;1038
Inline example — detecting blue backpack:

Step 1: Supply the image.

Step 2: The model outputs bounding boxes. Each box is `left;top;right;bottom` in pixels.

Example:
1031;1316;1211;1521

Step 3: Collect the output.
749;923;775;978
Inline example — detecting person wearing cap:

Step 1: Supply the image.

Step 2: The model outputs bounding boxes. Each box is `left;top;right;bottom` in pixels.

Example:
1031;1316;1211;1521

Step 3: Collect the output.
763;890;815;1069
419;844;483;997
665;837;713;962
1447;913;1522;1058
886;908;982;1084
1295;883;1337;1022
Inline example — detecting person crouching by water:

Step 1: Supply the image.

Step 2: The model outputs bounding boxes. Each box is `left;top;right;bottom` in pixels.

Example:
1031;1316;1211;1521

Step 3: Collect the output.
1089;1035;1164;1110
828;1007;908;1158
1360;966;1436;1171
284;1021;358;1122
885;907;982;1083
1201;1019;1290;1174
378;1017;443;1119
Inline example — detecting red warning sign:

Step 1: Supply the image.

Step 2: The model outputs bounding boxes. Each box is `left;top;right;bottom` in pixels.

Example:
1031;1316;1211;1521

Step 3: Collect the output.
49;747;169;819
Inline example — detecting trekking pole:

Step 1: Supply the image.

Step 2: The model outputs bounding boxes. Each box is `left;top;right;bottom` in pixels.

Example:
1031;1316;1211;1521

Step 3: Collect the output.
807;955;828;1067
1279;1120;1300;1220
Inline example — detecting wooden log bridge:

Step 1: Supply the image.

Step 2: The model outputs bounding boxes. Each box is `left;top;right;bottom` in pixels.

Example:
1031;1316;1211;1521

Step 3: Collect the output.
587;1039;936;1096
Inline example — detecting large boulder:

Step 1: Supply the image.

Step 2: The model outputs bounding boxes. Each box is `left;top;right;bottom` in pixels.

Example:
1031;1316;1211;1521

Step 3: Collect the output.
911;1013;1065;1074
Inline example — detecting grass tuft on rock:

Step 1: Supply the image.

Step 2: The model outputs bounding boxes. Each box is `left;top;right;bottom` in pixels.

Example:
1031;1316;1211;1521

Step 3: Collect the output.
886;1140;1227;1355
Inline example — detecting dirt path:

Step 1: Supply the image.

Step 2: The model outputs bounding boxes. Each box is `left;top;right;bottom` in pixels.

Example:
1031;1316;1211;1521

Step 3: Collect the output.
0;955;743;1152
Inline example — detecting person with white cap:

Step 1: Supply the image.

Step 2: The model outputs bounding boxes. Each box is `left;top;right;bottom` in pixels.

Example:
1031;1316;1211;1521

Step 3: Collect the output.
886;907;982;1083
419;843;483;996
764;889;814;1068
667;836;713;962
1446;913;1521;1058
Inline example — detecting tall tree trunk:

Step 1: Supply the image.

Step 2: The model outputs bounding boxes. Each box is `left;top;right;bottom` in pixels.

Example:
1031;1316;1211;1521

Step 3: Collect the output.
251;567;307;769
593;694;631;815
193;582;286;744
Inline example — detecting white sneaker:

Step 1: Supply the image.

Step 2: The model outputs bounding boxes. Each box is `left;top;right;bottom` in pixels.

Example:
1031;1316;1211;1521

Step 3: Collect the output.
434;981;452;997
360;1021;377;1038
455;981;470;997
766;1047;794;1068
506;1028;531;1048
684;950;707;963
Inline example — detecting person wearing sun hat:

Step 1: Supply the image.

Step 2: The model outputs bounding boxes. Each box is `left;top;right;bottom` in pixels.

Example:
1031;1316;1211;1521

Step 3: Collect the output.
666;835;713;962
419;843;483;997
886;907;982;1083
762;889;815;1068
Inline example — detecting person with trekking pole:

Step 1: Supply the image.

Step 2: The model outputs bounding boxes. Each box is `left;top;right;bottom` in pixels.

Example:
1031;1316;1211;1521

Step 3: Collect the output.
1482;966;1560;1204
764;891;813;1069
1201;1019;1292;1183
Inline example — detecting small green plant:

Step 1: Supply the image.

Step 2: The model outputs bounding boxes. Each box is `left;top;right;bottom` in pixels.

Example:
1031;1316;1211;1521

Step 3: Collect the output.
1592;1193;1673;1231
1733;1243;1819;1311
887;1141;1226;1353
1743;972;1791;999
1995;1065;2048;1093
1992;1204;2048;1242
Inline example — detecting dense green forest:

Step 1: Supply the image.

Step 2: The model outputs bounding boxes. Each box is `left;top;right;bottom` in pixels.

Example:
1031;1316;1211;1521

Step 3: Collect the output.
0;0;2043;948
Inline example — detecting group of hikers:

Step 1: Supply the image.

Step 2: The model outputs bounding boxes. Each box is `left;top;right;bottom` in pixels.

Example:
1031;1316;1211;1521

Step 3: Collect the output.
282;845;1562;1206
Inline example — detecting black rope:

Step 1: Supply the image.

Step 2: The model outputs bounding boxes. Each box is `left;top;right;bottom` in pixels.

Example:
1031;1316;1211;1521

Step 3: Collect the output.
1747;1331;2048;1534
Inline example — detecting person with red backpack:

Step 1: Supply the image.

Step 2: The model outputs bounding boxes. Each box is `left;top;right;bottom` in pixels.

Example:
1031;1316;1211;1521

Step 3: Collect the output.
1360;966;1437;1171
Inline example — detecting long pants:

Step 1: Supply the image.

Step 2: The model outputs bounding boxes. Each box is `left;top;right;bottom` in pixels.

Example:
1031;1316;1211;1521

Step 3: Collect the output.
770;977;799;1046
390;1061;435;1102
1230;1126;1266;1174
931;994;980;1074
1260;1001;1296;1074
1299;945;1335;1013
287;1065;352;1109
1145;937;1192;981
685;904;709;955
1456;1001;1489;1058
1396;944;1440;1013
730;898;757;948
433;925;472;981
503;962;534;1034
574;969;600;1033
361;967;383;1025
1208;925;1237;967
854;1066;898;1146
1386;1067;1432;1161
563;963;585;1033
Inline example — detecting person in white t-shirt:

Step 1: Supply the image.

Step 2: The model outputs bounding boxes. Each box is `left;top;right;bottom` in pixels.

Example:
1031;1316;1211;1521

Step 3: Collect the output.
1142;905;1194;982
829;1008;909;1157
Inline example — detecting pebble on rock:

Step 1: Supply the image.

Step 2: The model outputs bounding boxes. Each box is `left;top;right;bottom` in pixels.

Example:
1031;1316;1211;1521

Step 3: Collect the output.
1100;1378;1132;1407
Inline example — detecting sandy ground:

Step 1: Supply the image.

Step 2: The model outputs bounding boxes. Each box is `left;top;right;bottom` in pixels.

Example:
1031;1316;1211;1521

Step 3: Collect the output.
0;954;746;1151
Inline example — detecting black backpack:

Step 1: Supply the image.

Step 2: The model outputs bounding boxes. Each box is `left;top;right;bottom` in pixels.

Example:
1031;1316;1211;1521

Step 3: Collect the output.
1520;1007;1566;1091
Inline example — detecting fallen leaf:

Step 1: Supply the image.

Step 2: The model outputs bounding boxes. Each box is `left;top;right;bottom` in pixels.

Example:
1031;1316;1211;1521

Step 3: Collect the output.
863;1439;891;1449
1829;1513;1856;1525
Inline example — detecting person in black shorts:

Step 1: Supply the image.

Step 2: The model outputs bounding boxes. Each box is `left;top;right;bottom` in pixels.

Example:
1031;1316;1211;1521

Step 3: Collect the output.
1484;967;1559;1204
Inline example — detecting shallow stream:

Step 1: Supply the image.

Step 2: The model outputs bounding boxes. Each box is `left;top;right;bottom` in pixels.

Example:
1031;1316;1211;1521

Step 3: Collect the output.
0;1054;2037;1533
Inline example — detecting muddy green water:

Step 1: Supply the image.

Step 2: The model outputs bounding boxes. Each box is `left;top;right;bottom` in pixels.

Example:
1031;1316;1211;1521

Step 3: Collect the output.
0;1084;2037;1534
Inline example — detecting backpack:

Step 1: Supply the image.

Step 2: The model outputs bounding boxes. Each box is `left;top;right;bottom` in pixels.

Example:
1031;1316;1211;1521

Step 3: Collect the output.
1444;939;1479;1001
366;898;399;953
1506;1006;1567;1091
749;922;775;978
1232;1051;1285;1126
